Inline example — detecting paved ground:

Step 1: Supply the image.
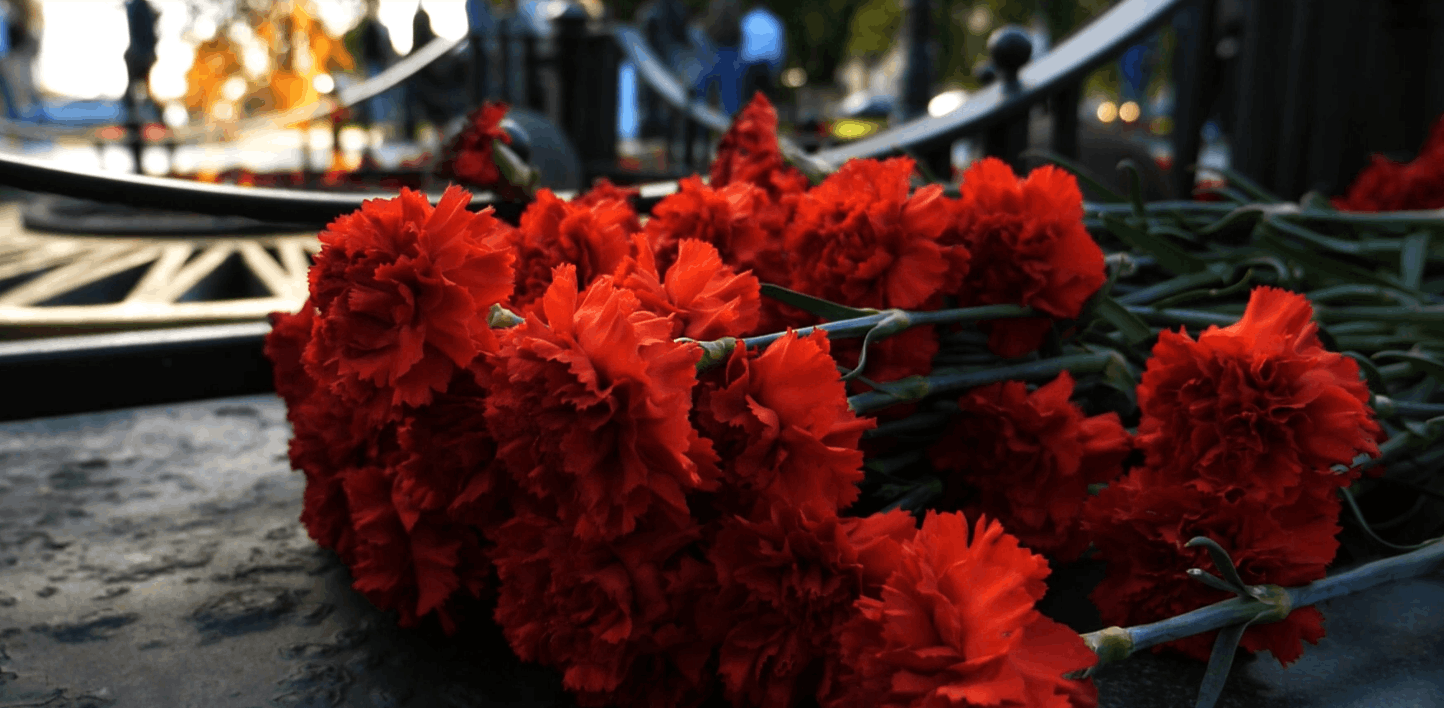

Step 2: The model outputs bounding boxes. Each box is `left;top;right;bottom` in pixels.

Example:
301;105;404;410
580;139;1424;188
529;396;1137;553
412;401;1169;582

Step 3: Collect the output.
0;394;1440;708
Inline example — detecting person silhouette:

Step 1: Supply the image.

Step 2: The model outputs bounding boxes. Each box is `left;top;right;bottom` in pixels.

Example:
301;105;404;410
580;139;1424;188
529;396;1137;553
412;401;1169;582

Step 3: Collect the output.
695;0;742;113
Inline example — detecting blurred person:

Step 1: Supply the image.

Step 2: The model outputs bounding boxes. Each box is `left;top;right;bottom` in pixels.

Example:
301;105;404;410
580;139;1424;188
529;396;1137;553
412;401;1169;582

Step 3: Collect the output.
0;0;38;118
695;0;742;113
738;2;783;102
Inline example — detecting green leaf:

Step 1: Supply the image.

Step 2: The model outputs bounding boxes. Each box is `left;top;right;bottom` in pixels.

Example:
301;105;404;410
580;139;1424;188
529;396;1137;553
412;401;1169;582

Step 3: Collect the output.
1116;159;1147;217
1195;205;1264;237
1266;215;1365;254
1020;148;1126;203
1195;621;1253;708
1099;349;1140;414
1092;293;1154;345
759;284;876;321
1374;350;1444;382
1402;231;1430;291
491;140;538;196
1257;229;1411;291
1102;214;1209;275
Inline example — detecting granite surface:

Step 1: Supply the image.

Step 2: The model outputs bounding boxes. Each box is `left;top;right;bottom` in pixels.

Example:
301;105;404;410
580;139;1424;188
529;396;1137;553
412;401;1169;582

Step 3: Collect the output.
0;395;1440;708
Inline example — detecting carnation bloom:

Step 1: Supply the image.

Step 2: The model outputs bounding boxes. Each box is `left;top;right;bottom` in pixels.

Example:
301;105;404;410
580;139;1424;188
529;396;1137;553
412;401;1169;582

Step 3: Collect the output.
947;158;1105;357
784;157;968;311
615;235;762;340
342;463;491;633
643;175;780;281
304;185;516;412
489;511;714;708
509;189;641;312
574;178;644;231
1082;475;1341;665
440;102;511;189
267;307;364;560
929;372;1133;561
1333;115;1444;211
694;329;874;518
1135;286;1380;503
267;307;317;407
394;366;515;532
710;91;812;201
484;265;718;541
703;507;918;708
825;512;1098;708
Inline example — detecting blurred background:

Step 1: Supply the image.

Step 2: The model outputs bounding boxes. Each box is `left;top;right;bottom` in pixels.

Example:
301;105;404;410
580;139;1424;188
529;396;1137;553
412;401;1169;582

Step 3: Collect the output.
2;0;1442;341
0;0;1196;185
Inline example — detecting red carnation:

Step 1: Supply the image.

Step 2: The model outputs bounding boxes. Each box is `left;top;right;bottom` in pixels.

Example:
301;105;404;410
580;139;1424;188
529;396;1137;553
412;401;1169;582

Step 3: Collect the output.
824;512;1098;708
615;235;761;340
267;307;317;407
644;175;781;282
929;372;1133;561
304;185;516;413
711;92;811;202
1083;475;1340;665
1135;286;1380;503
785;157;968;311
947;158;1105;358
1334;115;1444;211
574;178;644;233
268;306;382;561
509;189;641;312
342;463;491;633
694;329;874;519
441;102;512;189
393;366;517;533
484;265;718;541
703;507;918;708
489;510;715;708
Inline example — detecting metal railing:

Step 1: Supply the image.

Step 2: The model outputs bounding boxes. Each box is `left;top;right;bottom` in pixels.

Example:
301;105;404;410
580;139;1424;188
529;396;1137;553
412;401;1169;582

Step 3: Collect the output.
0;0;1213;217
807;0;1208;199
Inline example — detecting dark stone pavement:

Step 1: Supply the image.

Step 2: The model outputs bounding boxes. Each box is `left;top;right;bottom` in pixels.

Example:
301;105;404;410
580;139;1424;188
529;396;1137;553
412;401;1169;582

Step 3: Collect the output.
0;395;1439;708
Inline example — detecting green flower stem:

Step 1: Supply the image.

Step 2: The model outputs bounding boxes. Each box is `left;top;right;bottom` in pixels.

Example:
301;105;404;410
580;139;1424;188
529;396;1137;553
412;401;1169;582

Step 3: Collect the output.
1371;396;1444;418
863;410;953;439
847;352;1112;414
689;305;1036;373
1286;208;1444;227
1315;306;1444;325
1290;537;1444;607
1084;537;1444;670
1085;201;1239;215
1307;284;1424;308
1334;335;1433;351
740;305;1036;349
1116;270;1227;306
1123;306;1237;328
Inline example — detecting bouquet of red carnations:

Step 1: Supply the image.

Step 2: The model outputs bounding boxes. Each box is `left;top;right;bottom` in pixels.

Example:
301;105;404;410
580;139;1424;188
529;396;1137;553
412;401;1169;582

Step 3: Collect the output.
266;95;1444;708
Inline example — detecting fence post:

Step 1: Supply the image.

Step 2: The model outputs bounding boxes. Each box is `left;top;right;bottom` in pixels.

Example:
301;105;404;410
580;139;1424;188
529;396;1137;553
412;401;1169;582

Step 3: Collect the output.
982;26;1032;175
1170;0;1219;199
1050;85;1080;161
555;4;618;178
898;0;933;122
122;0;158;175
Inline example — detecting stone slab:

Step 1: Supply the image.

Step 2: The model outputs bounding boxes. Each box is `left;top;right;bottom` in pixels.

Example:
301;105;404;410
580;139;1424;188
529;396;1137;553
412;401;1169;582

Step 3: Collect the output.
0;395;1439;708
